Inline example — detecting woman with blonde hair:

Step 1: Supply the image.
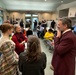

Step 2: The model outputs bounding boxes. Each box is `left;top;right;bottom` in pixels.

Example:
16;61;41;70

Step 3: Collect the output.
12;25;27;55
0;23;18;75
19;35;47;75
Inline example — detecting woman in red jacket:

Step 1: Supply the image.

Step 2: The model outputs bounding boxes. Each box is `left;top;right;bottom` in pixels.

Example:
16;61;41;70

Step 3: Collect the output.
12;25;27;55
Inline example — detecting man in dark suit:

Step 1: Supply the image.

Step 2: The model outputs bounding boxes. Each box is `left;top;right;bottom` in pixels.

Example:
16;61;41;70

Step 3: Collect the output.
51;18;76;75
51;20;56;29
20;19;24;28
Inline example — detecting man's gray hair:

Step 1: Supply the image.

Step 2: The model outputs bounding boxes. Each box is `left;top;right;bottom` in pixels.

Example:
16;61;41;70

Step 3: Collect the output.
59;18;72;29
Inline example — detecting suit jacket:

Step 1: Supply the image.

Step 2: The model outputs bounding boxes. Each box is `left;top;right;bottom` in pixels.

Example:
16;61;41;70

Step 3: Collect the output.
19;52;47;75
52;31;76;75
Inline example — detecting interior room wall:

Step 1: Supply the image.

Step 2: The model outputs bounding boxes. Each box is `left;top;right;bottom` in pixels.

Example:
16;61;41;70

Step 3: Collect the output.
38;13;52;21
7;11;58;24
0;0;6;22
8;12;52;22
51;12;58;21
3;11;10;21
9;12;25;22
57;1;76;11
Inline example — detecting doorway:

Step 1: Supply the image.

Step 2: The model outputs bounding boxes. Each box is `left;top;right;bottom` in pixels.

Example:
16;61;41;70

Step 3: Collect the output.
32;17;38;30
25;14;38;30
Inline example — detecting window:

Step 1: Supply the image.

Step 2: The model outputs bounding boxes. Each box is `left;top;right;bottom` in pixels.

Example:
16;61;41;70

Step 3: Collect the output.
0;10;3;25
0;17;3;25
0;11;3;15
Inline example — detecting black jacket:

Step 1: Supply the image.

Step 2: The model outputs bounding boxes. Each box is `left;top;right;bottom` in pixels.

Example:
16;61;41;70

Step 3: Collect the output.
19;52;47;75
26;30;33;37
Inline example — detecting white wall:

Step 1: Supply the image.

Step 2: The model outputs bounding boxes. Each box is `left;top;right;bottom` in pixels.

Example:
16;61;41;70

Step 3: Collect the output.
57;1;76;18
68;7;76;17
0;0;5;9
57;1;76;11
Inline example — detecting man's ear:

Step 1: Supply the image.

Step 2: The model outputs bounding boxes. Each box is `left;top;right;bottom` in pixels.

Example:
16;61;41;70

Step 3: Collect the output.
64;24;67;29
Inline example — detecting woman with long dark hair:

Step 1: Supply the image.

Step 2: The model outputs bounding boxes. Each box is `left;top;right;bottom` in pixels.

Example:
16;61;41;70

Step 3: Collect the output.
19;35;47;75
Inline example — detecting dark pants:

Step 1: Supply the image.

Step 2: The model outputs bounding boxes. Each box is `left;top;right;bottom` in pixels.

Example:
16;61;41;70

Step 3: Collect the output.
37;31;41;38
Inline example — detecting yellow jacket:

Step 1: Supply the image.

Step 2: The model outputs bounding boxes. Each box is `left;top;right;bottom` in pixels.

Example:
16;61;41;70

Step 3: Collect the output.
44;32;54;41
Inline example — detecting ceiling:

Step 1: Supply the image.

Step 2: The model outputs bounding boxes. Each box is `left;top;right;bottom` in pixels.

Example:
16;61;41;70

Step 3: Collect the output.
1;0;76;12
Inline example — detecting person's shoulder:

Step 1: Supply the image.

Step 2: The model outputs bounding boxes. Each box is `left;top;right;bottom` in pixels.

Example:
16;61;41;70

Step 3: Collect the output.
12;34;17;39
40;52;46;62
0;40;13;49
30;30;32;32
41;52;46;57
19;52;26;57
12;33;16;37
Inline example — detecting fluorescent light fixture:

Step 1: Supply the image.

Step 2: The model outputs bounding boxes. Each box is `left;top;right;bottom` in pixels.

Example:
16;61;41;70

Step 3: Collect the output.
32;14;38;17
25;14;31;17
61;1;63;3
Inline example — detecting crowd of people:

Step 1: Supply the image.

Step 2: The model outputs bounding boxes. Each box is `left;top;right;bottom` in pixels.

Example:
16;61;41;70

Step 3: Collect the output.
0;18;76;75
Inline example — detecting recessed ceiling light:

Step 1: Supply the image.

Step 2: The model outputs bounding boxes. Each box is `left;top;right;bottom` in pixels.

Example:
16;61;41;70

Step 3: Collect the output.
61;1;63;3
45;0;47;1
